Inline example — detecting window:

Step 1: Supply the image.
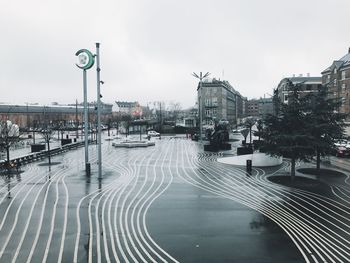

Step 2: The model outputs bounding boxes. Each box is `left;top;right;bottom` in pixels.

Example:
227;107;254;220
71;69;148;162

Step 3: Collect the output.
185;119;193;126
334;68;337;74
283;94;288;102
342;84;346;90
334;79;337;86
327;75;331;82
212;97;218;106
306;84;312;91
212;108;217;115
205;109;211;116
205;99;210;106
342;71;346;80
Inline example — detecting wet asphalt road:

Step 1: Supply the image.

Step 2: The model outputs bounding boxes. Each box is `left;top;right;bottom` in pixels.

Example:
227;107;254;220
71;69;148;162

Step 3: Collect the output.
0;136;349;262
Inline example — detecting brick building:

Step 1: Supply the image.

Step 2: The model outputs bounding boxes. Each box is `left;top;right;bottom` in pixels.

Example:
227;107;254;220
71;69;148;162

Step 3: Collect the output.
321;48;350;117
246;99;259;117
0;103;113;128
246;98;273;118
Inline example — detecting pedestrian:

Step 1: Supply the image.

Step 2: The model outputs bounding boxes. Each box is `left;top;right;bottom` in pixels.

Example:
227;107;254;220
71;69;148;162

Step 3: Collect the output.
17;160;21;172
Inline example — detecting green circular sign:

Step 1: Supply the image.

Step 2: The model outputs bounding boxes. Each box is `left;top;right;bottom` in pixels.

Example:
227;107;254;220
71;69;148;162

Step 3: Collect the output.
75;49;95;70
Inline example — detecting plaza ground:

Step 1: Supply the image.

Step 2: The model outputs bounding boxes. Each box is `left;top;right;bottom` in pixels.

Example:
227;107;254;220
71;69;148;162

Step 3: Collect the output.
0;134;349;262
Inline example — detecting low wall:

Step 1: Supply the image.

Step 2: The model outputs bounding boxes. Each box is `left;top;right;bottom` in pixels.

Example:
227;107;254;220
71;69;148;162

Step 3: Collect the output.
218;152;282;167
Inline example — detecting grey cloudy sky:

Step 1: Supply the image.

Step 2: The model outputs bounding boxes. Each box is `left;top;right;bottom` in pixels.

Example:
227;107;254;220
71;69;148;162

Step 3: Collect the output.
1;0;350;109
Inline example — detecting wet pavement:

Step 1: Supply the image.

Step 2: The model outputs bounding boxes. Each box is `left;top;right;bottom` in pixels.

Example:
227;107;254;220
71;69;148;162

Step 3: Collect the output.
0;135;349;262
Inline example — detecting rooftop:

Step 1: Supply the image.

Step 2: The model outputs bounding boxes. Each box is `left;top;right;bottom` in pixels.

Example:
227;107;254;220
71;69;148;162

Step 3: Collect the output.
322;48;350;73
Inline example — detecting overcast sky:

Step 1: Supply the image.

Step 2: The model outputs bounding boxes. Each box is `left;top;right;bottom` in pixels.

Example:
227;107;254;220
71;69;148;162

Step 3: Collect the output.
1;0;350;109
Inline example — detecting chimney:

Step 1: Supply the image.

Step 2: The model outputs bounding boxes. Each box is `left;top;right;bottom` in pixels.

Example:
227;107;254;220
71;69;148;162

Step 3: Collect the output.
307;73;310;77
292;74;295;77
299;74;303;77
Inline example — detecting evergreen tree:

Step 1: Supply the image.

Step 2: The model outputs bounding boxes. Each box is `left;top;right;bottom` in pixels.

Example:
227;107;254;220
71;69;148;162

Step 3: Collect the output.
261;81;314;180
304;85;346;174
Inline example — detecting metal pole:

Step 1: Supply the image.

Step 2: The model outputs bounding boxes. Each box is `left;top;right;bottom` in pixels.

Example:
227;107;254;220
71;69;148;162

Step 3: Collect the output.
26;103;29;130
83;69;90;174
96;43;102;179
159;102;162;140
192;71;209;144
199;74;203;143
75;99;79;139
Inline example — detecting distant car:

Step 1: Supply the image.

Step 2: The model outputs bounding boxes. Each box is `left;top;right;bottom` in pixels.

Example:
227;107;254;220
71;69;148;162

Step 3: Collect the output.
335;146;350;157
147;130;160;137
191;133;199;141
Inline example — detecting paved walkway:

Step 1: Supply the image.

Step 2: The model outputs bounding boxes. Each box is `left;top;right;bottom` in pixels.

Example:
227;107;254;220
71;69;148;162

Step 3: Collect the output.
0;136;348;262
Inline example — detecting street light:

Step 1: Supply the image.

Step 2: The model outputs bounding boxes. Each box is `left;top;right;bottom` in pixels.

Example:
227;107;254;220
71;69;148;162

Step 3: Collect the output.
95;43;102;179
192;72;210;143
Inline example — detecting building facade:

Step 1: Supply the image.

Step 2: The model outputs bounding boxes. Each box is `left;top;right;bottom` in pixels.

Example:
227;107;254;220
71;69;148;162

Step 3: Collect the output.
258;98;273;117
0;103;113;128
276;76;322;104
197;78;245;126
246;98;273;118
114;101;139;115
175;107;198;128
246;99;260;117
321;48;350;117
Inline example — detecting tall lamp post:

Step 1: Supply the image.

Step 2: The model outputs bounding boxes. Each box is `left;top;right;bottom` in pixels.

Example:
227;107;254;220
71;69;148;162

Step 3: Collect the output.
192;72;210;143
95;43;102;179
75;49;95;176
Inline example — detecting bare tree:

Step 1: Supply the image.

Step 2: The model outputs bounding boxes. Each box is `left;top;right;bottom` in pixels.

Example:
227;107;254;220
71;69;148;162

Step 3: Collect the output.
169;102;182;124
0;120;20;171
39;108;55;169
40;127;54;168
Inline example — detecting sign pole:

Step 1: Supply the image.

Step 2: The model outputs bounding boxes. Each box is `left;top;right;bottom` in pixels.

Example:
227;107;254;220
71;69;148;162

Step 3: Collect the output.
76;49;95;176
83;69;90;174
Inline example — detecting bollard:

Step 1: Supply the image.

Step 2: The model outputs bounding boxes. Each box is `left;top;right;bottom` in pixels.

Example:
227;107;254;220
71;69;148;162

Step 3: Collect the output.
246;159;252;175
86;162;91;176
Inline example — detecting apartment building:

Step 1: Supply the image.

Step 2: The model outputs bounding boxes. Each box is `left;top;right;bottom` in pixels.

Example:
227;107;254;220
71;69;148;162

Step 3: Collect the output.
197;78;246;126
321;48;350;117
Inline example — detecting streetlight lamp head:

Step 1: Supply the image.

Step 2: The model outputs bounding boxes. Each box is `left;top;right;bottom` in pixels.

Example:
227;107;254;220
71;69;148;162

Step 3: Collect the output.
192;72;199;79
203;72;210;79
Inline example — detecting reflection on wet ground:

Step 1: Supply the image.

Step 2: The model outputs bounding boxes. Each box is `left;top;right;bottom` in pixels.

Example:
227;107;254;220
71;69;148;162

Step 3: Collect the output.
0;137;348;262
